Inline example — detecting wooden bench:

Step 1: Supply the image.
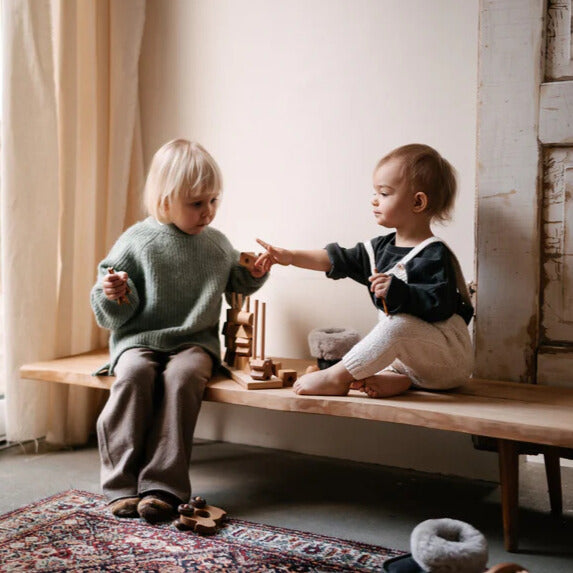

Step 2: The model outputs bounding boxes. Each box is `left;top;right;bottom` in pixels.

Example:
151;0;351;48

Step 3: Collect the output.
20;348;573;553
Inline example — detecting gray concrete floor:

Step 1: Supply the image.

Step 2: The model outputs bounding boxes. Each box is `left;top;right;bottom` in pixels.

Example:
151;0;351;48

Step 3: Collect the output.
1;438;572;572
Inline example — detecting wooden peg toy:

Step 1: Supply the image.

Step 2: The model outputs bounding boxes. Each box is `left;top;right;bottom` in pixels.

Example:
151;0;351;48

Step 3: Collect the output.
107;267;130;305
234;356;250;370
175;496;227;535
222;291;255;369
222;293;287;389
278;369;297;386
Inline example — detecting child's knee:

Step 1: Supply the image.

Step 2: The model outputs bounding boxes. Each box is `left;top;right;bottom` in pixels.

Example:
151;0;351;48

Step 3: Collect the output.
121;361;156;387
166;354;212;394
114;349;159;388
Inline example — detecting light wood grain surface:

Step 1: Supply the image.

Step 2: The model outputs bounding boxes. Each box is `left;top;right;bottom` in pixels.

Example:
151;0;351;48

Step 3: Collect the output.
20;349;573;448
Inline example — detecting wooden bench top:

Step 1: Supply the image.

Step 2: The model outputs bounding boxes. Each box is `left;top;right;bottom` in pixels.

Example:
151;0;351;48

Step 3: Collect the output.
20;348;573;449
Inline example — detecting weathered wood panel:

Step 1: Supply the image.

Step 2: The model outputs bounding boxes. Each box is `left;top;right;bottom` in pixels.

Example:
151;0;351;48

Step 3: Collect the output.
541;148;573;342
539;147;573;387
538;347;573;387
475;0;544;381
539;81;573;144
546;0;573;81
538;2;573;386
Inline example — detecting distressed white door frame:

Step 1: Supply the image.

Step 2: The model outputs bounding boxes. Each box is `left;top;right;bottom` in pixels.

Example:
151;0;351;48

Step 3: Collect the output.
475;0;545;382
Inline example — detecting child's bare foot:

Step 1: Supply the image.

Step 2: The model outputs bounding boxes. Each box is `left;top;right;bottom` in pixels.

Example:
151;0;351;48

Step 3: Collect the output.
358;371;412;398
293;362;354;395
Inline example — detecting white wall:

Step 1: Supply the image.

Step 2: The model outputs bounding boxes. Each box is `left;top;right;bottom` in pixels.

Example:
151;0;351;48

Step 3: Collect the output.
140;0;498;480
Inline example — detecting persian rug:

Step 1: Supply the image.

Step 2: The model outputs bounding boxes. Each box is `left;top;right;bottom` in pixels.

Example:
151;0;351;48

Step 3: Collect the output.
0;489;404;572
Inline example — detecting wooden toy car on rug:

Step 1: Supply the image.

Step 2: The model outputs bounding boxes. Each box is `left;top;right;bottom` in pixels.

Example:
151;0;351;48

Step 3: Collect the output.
222;255;297;390
175;496;227;535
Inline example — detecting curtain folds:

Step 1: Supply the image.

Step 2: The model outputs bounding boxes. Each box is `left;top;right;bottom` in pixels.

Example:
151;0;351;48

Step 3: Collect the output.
1;0;146;444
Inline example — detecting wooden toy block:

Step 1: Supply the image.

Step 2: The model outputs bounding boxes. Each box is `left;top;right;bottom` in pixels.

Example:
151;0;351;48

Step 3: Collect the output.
249;370;267;380
235;339;252;355
235;324;252;339
249;358;273;380
235;311;254;326
226;365;283;389
222;322;239;337
239;251;258;272
272;361;282;375
278;369;297;386
223;349;236;365
226;308;240;322
176;497;227;535
234;356;250;371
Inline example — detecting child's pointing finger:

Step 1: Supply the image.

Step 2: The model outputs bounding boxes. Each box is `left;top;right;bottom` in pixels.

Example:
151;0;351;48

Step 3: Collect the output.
256;238;271;251
254;238;293;267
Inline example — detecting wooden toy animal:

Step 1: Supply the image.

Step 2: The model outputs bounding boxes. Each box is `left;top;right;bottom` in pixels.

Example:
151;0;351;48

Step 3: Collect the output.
175;496;227;535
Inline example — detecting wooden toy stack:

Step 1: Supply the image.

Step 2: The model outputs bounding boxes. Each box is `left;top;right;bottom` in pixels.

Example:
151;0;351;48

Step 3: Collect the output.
222;292;254;371
222;253;297;390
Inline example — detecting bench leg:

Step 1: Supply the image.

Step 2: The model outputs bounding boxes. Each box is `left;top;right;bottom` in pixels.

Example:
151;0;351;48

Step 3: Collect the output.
498;439;519;552
543;448;562;516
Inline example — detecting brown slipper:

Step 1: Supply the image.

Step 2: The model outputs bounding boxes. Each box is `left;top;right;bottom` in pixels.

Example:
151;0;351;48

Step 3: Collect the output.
109;496;140;518
138;493;178;523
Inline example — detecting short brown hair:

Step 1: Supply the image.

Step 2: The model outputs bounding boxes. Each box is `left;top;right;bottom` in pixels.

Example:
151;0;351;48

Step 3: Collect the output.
376;144;457;223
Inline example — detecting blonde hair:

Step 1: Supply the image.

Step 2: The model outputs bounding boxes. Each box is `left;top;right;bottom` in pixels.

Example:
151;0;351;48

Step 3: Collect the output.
376;144;457;223
144;139;223;223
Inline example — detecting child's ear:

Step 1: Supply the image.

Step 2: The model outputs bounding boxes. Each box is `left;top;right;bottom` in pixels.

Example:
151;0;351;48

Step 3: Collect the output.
157;198;171;223
412;192;429;213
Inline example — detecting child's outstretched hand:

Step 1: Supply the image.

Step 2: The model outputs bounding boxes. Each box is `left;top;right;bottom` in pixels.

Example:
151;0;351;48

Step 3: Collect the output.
103;268;130;302
255;238;293;273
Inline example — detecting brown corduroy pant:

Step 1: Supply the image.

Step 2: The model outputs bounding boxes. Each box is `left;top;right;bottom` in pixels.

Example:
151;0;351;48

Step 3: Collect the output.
96;346;213;504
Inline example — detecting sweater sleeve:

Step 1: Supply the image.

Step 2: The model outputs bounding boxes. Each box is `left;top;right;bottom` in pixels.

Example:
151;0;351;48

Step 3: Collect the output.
324;242;372;285
90;233;142;330
225;248;268;297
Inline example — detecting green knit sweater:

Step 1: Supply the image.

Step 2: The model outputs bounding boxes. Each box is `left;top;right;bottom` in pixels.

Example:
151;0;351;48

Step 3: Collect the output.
90;217;267;374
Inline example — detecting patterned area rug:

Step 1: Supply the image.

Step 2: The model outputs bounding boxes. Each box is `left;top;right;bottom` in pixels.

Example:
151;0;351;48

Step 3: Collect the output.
0;489;404;572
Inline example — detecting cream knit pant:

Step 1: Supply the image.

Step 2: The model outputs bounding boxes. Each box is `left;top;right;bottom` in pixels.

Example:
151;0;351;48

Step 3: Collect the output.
342;313;473;390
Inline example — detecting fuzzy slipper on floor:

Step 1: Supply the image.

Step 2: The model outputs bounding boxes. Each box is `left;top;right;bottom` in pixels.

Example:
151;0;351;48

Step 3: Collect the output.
109;496;140;519
137;493;178;523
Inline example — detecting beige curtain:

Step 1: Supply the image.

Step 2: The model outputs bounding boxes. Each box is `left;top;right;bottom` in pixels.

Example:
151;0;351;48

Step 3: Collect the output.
1;0;146;444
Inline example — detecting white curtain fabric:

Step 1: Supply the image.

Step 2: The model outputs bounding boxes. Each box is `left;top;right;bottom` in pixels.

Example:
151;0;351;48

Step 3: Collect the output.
1;0;146;444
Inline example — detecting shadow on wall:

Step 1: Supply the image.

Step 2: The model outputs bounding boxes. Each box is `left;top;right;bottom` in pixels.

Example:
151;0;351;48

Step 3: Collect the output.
259;272;376;360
